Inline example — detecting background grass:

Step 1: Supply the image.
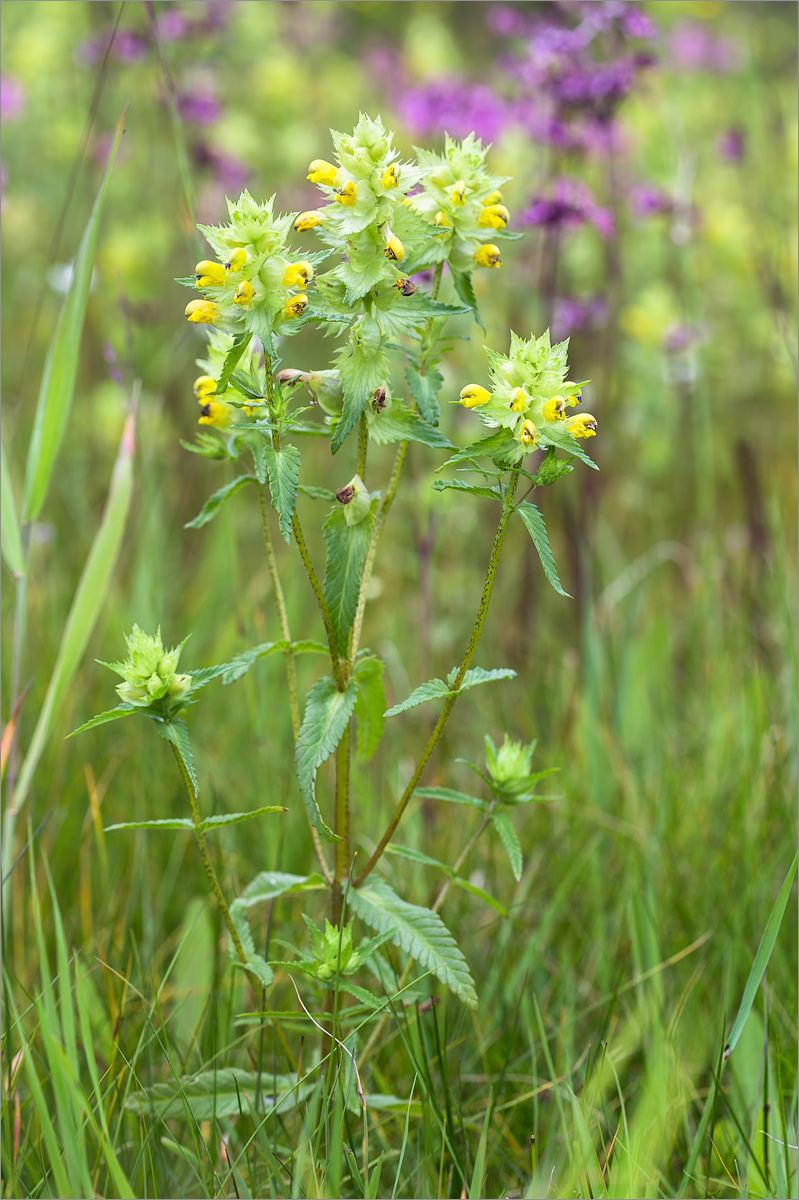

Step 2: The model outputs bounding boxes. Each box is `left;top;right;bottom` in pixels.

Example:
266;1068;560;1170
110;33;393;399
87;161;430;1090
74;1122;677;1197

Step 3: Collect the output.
2;2;796;1197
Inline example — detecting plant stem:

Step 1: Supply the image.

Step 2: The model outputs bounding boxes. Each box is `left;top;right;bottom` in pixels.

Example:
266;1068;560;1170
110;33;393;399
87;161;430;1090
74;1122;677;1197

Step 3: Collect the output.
431;260;443;302
356;415;368;482
332;725;351;925
349;441;408;662
291;512;345;690
169;741;259;990
354;473;519;886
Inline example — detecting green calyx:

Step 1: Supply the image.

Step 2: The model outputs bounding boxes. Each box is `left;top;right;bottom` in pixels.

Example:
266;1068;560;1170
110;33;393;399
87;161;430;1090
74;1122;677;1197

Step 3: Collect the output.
102;626;191;709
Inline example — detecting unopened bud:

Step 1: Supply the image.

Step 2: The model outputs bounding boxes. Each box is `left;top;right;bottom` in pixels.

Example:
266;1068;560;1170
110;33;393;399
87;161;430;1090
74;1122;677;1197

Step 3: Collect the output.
336;473;371;525
509;388;527;413
481;190;504;206
434;211;450;227
450;180;466;205
225;248;247;272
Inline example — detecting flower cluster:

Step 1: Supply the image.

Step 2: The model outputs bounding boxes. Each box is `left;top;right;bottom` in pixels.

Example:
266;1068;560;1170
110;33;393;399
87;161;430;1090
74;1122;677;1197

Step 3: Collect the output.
190;329;266;430
458;329;596;456
103;626;190;709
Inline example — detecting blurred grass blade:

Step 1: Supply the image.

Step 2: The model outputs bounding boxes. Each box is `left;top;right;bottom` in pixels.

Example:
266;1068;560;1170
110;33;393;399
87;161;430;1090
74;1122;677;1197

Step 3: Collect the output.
1;681;31;782
5;404;136;867
1;435;25;577
22;107;127;523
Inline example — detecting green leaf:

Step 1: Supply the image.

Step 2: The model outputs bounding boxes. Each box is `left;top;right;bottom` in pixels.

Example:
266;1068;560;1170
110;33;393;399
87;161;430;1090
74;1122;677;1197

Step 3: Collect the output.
725;852;798;1059
538;420;599;470
492;812;523;882
405;364;444;425
439;428;518;470
123;1069;308;1120
263;444;300;543
105;818;195;832
184;474;254;530
384;677;450;717
384;843;452;873
158;719;199;797
413;787;489;812
215;333;250;394
67;704;138;738
385;666;515;717
367;405;453;449
295;676;357;842
332;336;387;454
299;484;337;501
451;269;484;330
530;446;574;487
1;436;25;578
453;877;508;916
23;109;126;522
323;507;373;655
354;656;387;763
9;407;136;825
229;902;274;987
431;478;501;500
235;871;327;908
199;806;286;832
211;639;327;686
516;502;570;598
452;666;516;692
349;880;477;1009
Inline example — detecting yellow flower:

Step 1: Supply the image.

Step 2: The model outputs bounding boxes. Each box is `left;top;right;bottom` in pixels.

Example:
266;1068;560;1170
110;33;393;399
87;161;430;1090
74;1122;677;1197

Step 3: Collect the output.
382;163;400;188
478;204;510;231
194;260;226;287
225;248;247;272
565;413;597;439
450;180;466;205
185;299;218;324
282;261;314;288
234;279;254;306
307;158;338;186
565;392;582;407
475;244;501;269
193;375;217;398
384;234;405;262
459;383;490;408
481;190;504;206
334;180;357;206
543;397;566;421
517;419;537;447
282;293;308;318
509;388;527;413
434;210;450;227
294;209;325;231
198;399;233;428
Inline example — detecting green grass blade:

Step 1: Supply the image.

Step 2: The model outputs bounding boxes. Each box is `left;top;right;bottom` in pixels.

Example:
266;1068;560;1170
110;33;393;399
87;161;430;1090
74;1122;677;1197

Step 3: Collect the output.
22;108;127;523
1;435;25;577
467;1097;493;1199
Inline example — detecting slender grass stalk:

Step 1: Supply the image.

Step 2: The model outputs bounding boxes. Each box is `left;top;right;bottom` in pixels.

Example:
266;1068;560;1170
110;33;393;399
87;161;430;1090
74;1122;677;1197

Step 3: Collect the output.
355;472;519;885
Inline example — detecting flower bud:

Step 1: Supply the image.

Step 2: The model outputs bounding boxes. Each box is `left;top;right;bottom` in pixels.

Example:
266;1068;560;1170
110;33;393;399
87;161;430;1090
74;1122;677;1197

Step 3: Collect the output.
475;244;501;269
198;398;233;428
459;384;491;408
307;158;338;186
485;734;536;803
481;190;504;206
185;299;218;324
565;413;597;439
282;293;308;319
194;259;226;287
543;397;566;421
109;626;192;710
450;180;466;205
509;388;528;413
478;204;510;231
234;279;254;306
276;368;308;389
282;261;314;288
193;375;217;398
336;473;371;525
517;419;537;447
382;162;400;188
225;248;247;272
384;234;405;262
334;180;357;206
395;277;417;296
434;211;450;227
305;369;344;416
294;210;325;231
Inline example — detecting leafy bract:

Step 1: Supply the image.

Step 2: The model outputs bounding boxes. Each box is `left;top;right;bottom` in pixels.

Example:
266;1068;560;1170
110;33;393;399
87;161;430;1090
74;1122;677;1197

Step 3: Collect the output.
332;333;387;453
492;812;523;882
366;404;453;449
263;444;300;543
323;507;373;655
295;676;357;841
184;475;254;530
516;502;570;598
538;420;599;470
157;719;199;797
405;363;444;425
353;656;387;763
413;786;489;812
215;333;251;394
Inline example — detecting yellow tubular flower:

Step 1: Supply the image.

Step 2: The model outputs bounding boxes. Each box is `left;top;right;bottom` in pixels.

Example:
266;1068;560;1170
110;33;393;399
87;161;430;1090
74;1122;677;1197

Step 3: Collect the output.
509;388;527;413
459;384;491;408
382;163;400;188
543;397;566;421
565;413;597;438
282;261;314;288
334;180;357;205
434;210;450;227
294;210;325;231
194;260;226;287
185;299;218;324
384;234;405;262
198;399;233;428
307;159;338;186
565;392;582;407
225;248;247;272
234;279;254;306
481;190;504;206
193;375;216;398
282;293;308;318
475;244;501;269
517;419;537;447
450;179;466;205
478;204;510;231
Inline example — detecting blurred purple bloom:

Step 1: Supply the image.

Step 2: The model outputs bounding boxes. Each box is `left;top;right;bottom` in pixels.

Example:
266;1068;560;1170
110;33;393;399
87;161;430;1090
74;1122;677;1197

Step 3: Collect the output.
102;342;125;386
156;10;188;40
631;183;672;217
487;5;531;38
193;142;248;191
716;127;745;163
399;79;512;144
669;22;742;72
663;322;707;354
78;28;148;66
1;76;24;122
520;177;614;239
551;295;608;340
177;85;221;125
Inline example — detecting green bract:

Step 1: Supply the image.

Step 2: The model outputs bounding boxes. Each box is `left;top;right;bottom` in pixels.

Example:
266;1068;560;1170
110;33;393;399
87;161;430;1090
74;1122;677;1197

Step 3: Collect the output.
102;626;190;709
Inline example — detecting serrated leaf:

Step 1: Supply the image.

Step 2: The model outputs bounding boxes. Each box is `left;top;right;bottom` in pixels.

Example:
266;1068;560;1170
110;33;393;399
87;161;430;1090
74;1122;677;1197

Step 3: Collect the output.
299;485;337;501
384;677;450;717
516;502;570;598
453;877;508;916
349;880;477;1008
236;871;327;908
413;786;489;811
252;440;267;484
199;806;286;832
385;666;514;717
431;478;501;500
354;656;386;763
367;405;453;449
158;719;199;797
180;435;232;460
323;507;373;655
215;333;250;394
263;444;300;543
295;676;357;842
492;812;523;881
439;429;518;470
105;818;195;832
452;666;517;691
123;1069;308;1120
385;843;452;873
212;639;327;686
184;474;254;530
332;337;387;454
67;704;138;738
451;269;485;330
537;420;598;470
405;364;444;425
229;902;274;987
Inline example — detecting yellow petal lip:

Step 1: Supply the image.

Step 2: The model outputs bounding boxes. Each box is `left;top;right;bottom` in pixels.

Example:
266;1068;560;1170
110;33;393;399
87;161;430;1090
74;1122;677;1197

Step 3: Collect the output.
334;180;357;205
282;293;308;318
384;234;405;262
450;179;466;205
481;190;504;206
185;299;217;324
198;399;233;428
294;209;325;231
543;396;566;421
234;279;254;306
478;204;510;230
459;383;491;408
565;413;597;438
433;210;450;227
225;248;247;272
193;375;217;397
307;159;338;186
382;163;400;188
517;419;537;446
194;259;226;287
565;391;582;407
475;244;501;268
282;261;314;288
509;387;527;413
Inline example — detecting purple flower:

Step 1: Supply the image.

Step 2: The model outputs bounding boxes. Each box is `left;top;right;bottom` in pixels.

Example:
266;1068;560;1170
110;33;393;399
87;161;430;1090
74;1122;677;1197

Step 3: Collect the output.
630;183;672;217
398;79;512;144
669;22;742;72
486;5;531;38
520;177;614;239
78;28;148;66
551;295;608;340
1;76;24;122
716;127;745;163
192;142;248;191
177;85;221;126
155;10;188;40
663;322;706;354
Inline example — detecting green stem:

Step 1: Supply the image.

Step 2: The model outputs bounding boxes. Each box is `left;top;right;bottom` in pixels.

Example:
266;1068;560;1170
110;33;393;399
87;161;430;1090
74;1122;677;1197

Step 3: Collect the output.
169;741;258;988
349;441;408;662
354;472;519;886
356;415;368;483
291;513;345;690
431;260;443;302
1;532;31;901
332;724;351;925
